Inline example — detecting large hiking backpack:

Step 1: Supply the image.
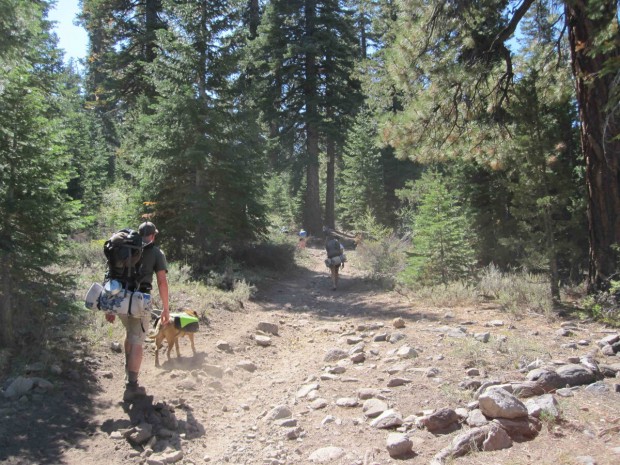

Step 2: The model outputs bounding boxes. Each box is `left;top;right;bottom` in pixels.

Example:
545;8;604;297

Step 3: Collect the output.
103;229;144;288
326;238;342;258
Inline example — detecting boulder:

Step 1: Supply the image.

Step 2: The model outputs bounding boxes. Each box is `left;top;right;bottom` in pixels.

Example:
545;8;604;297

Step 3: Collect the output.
257;321;279;335
479;388;528;419
324;348;349;362
370;409;403;429
525;368;564;391
493;417;542;441
308;446;345;463
556;364;596;387
482;423;513;451
418;408;460;433
466;409;489;427
525;394;560;419
386;433;413;458
363;398;388;418
265;405;292;421
510;381;547;398
432;426;489;464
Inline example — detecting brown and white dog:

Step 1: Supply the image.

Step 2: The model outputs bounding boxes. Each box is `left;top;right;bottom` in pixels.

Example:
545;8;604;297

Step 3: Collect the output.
149;309;198;367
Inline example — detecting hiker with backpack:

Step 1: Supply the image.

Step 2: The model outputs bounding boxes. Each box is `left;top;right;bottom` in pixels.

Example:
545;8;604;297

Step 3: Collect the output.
104;221;170;401
324;229;345;290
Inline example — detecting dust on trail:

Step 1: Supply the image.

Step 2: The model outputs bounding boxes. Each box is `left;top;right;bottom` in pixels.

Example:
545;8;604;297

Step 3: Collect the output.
2;246;619;465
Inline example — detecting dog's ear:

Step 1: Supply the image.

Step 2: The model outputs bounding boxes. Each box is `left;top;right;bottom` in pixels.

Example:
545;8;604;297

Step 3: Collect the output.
153;316;161;328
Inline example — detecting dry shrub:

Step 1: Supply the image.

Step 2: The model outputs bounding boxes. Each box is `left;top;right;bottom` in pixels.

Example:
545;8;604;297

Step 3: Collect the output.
477;264;553;317
356;233;408;288
398;280;479;307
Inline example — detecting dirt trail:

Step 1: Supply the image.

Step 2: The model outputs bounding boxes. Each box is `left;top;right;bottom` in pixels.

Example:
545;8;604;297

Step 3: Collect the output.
1;246;620;465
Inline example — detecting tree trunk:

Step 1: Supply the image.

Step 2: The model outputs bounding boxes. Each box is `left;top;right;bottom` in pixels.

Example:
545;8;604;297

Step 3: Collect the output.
197;1;208;103
144;0;160;64
305;122;323;235
566;0;620;291
0;261;14;348
247;0;260;39
325;133;336;229
303;0;323;235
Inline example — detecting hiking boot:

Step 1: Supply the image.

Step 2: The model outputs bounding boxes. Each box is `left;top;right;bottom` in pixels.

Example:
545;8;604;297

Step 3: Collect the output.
123;382;147;402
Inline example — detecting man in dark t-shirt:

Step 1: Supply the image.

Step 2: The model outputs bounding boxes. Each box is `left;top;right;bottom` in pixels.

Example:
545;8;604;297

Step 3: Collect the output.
107;221;170;401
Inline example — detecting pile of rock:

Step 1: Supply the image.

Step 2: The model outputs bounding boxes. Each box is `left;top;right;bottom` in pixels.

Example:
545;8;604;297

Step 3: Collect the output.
598;333;620;357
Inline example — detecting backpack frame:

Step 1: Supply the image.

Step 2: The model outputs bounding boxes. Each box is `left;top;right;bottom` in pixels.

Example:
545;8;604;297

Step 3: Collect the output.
326;238;342;258
103;229;144;289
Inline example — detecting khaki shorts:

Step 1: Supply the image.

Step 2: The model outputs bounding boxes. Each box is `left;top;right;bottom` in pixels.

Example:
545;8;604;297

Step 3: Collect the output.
119;314;150;345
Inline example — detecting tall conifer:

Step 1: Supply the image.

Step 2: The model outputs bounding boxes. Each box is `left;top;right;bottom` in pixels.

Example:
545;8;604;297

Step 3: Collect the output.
0;2;80;347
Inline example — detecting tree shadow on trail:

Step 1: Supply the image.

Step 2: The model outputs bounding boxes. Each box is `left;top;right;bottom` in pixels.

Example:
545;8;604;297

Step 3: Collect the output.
0;354;102;465
253;258;442;324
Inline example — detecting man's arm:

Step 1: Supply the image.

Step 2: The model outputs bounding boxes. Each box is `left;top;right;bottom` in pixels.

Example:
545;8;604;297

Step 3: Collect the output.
156;269;170;325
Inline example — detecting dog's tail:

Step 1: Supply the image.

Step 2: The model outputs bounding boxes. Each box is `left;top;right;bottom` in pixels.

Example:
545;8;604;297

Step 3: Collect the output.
148;316;162;339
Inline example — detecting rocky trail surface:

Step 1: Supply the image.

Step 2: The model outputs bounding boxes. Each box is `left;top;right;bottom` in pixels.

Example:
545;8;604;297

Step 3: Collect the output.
1;247;620;465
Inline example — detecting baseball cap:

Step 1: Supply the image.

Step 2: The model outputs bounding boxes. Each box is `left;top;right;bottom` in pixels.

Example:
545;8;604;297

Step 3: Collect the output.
138;221;159;236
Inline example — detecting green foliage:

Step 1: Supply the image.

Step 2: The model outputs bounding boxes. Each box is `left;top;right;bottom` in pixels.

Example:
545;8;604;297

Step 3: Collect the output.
355;211;407;287
114;0;268;265
401;280;479;308
375;0;515;163
398;170;477;287
0;0;43;61
57;66;111;229
0;3;81;347
580;281;620;326
453;162;517;269
247;0;362;233
264;171;301;231
338;111;386;229
80;0;166;105
495;8;586;293
96;184;143;234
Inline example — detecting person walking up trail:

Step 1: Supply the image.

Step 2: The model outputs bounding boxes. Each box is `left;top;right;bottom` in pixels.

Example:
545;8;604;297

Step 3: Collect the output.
106;221;170;401
324;230;345;290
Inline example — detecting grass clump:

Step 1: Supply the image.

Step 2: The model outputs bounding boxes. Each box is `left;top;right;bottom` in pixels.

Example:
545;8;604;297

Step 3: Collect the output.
477;264;553;318
398;280;479;307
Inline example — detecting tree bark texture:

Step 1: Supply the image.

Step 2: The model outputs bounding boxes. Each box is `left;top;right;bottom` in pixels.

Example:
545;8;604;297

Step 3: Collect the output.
303;0;323;235
566;0;620;291
305;122;323;235
144;0;161;63
247;0;260;39
0;262;13;348
325;133;336;229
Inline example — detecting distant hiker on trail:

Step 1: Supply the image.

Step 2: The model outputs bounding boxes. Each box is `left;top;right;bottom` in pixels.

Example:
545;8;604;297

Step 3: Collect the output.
324;229;345;290
105;221;170;401
298;229;308;248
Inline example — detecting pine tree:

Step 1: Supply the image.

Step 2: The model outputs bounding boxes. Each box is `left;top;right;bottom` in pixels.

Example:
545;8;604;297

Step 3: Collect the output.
338;110;385;229
120;0;267;264
80;0;166;105
498;12;585;297
376;0;619;291
248;0;361;235
58;66;110;227
0;2;80;347
399;170;477;287
264;172;301;230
